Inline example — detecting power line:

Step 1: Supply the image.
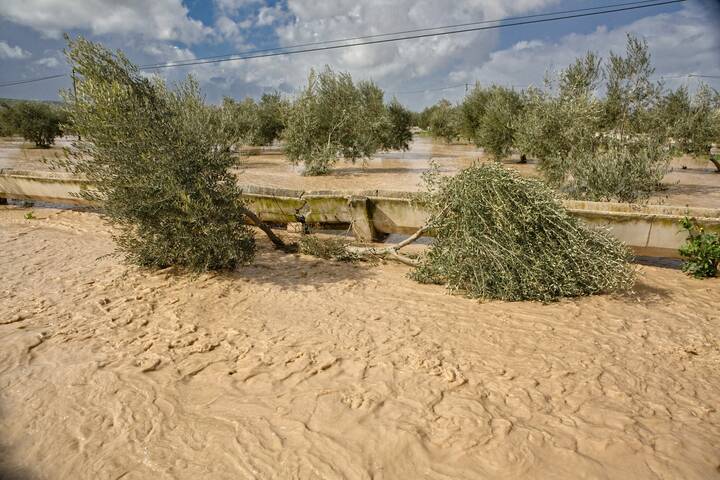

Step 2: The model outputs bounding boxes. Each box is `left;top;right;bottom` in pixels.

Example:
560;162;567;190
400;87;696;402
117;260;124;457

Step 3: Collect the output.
661;73;720;79
140;0;668;69
140;0;686;70
0;0;686;88
391;83;468;95
0;73;66;87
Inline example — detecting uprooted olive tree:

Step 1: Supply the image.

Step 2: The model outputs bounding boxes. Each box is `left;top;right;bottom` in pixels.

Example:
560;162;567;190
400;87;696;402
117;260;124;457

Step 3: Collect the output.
60;35;284;271
301;162;635;301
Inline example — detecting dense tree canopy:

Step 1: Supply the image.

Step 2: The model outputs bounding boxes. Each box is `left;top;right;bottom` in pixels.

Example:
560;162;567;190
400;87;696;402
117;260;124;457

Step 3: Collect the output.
61;35;256;271
284;67;411;175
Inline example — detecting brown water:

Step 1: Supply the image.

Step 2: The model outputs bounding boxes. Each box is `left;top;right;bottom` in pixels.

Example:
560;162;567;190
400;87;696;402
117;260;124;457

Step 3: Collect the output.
1;206;720;479
2;136;717;208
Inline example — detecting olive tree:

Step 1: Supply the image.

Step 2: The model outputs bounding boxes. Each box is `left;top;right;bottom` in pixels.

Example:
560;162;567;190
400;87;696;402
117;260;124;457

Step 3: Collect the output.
284;67;389;175
516;38;670;202
472;86;524;160
222;97;258;146
253;92;290;146
411;163;635;301
662;84;720;171
60;35;268;271
381;98;414;151
1;101;66;147
427;100;460;143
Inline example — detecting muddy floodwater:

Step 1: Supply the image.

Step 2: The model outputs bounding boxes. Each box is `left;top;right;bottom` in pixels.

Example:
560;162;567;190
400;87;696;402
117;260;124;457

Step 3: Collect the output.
2;135;719;208
1;136;720;479
1;207;720;479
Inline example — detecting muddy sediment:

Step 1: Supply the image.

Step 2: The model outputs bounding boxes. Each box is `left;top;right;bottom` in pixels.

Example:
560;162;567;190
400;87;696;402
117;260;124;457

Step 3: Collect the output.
1;207;719;479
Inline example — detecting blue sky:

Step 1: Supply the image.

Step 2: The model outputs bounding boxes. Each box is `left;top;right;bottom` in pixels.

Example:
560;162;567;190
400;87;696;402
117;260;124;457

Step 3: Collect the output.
0;0;718;109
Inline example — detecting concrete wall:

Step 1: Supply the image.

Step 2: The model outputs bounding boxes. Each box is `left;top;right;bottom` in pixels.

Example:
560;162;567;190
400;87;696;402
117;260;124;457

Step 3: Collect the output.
2;169;719;258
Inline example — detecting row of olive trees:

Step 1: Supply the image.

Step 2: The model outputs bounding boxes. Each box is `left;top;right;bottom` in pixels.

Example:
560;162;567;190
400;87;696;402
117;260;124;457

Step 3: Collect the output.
0;101;68;147
421;35;720;202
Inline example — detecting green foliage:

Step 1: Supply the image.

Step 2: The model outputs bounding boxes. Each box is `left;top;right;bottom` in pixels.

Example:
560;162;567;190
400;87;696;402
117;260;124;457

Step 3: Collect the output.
61;35;255;271
284;67;390;175
515;38;670;202
565;139;669;202
381;99;413;151
604;34;663;135
679;217;720;278
223;92;290;146
464;85;524;159
0;101;66;147
254;92;290;146
24;211;36;220
427;100;460;143
221;97;258;145
662;84;720;159
298;235;359;262
412;163;634;301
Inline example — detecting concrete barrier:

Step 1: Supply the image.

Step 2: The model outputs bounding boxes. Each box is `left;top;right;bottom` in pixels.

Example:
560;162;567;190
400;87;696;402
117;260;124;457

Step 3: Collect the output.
2;169;719;258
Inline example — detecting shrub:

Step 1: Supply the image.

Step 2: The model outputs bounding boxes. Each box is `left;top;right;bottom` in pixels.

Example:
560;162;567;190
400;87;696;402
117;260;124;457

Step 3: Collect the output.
61;35;256;271
411;163;634;301
679;217;720;278
284;67;388;175
1;101;66;147
298;235;358;262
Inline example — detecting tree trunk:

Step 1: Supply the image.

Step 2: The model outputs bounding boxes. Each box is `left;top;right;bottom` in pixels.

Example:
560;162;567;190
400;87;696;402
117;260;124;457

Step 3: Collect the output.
710;156;720;173
240;206;289;250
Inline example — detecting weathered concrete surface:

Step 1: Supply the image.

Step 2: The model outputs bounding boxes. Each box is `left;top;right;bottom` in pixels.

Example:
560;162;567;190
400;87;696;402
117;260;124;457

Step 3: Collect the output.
0;169;93;206
2;170;719;258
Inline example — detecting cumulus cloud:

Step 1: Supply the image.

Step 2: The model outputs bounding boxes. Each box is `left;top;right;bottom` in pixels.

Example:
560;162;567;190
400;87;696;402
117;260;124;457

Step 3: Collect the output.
172;0;718;107
449;2;720;96
1;0;718;108
34;56;60;68
0;40;31;59
0;0;211;43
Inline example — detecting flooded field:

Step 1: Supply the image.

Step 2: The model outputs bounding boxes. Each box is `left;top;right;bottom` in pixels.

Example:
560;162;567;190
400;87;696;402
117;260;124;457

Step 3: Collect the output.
2;136;719;208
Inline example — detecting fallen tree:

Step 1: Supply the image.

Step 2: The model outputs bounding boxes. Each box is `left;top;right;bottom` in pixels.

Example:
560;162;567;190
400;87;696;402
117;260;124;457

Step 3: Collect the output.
300;163;635;301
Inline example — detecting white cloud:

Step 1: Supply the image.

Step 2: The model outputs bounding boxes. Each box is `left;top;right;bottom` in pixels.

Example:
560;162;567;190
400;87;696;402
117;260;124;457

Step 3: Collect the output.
0;0;211;43
0;40;31;59
34;56;59;68
256;5;287;27
449;2;720;96
214;0;262;15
